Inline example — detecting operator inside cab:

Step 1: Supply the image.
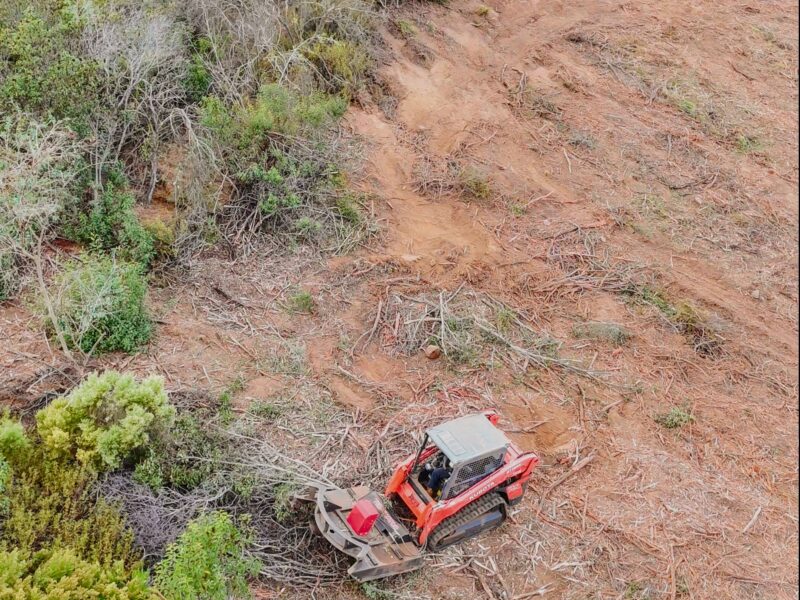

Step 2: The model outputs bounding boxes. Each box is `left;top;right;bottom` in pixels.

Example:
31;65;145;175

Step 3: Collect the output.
421;455;451;499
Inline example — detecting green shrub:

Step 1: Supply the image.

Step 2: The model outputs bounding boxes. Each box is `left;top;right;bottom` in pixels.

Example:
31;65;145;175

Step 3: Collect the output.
273;483;297;523
293;216;322;238
134;410;224;491
36;371;174;470
0;548;152;599
143;218;176;260
184;53;212;103
457;166;491;200
285;289;314;314
394;19;418;38
65;171;155;268
248;401;283;421
154;511;260;600
0;6;100;125
44;255;152;355
361;582;395;600
201;85;346;165
1;457;141;570
0;417;30;465
735;134;762;154
218;388;235;425
335;195;362;223
199;82;368;250
304;37;371;93
625;286;722;356
495;308;516;333
654;406;694;429
0;458;10;516
132;451;165;490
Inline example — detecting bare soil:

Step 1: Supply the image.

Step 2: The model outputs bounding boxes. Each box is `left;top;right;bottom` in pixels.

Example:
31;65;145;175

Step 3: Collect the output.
1;1;797;599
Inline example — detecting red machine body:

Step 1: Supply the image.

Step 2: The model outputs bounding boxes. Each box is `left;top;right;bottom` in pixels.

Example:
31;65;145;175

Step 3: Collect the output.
309;409;539;581
385;410;539;547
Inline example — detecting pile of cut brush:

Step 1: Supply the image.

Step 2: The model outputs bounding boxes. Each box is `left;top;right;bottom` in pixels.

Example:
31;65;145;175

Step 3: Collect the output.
361;284;604;378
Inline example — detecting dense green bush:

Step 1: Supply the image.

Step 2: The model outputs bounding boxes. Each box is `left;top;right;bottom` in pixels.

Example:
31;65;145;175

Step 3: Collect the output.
0;372;169;598
0;4;100;127
64;171;155;268
0;416;30;465
200;84;368;248
43;255;152;355
133;410;222;491
36;371;174;470
200;84;347;163
154;511;259;600
184;44;213;102
0;548;152;599
1;458;141;570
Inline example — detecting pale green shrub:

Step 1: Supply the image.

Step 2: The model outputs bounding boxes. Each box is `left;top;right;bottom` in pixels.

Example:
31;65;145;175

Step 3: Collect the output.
0;548;152;599
36;371;174;470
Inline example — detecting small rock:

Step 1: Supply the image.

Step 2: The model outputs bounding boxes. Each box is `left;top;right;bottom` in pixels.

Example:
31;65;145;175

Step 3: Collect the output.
750;289;761;299
424;345;442;359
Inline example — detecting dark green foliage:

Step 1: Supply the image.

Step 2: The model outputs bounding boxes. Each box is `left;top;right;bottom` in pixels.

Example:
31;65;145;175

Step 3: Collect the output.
183;52;212;103
335;194;362;222
64;169;155;268
0;4;100;127
133;410;223;491
154;511;260;600
45;255;152;355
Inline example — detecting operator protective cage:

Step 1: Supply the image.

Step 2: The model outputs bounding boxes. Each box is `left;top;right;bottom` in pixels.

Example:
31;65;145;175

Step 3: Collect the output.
424;413;510;500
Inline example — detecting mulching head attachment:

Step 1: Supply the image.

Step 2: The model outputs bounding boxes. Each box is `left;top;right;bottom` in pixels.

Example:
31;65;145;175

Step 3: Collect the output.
313;485;423;582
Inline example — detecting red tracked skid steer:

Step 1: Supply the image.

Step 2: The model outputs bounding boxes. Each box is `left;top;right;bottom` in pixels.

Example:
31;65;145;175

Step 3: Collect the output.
306;410;539;581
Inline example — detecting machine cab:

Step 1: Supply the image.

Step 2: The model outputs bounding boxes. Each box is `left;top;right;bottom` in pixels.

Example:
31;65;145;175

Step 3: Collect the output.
413;413;510;501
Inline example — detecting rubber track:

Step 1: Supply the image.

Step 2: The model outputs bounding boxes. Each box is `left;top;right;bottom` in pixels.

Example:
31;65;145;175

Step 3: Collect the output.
427;493;506;550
